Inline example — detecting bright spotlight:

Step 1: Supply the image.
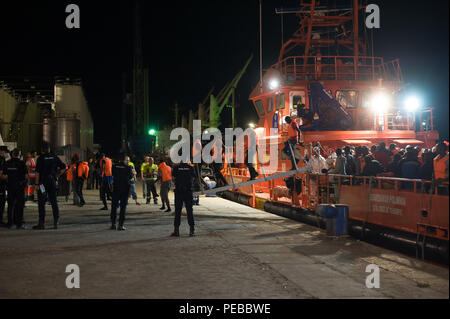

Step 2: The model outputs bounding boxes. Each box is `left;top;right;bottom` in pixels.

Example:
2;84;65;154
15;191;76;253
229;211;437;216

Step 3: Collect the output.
248;123;255;129
371;93;390;113
268;79;280;90
405;96;421;112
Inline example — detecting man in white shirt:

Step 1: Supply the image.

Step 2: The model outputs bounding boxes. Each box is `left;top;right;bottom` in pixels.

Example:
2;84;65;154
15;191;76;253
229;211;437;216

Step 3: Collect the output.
308;147;328;173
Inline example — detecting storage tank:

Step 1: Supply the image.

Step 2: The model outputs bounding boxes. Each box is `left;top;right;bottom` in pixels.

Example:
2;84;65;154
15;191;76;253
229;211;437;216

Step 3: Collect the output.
54;83;94;151
42;117;80;149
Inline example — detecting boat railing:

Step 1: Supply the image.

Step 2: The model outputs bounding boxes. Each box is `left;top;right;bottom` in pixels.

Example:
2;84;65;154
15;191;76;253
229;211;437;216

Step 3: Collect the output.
227;167;448;210
275;56;402;82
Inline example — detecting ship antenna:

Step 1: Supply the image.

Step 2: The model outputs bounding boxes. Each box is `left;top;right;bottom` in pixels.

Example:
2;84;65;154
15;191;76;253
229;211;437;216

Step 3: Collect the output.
259;0;263;93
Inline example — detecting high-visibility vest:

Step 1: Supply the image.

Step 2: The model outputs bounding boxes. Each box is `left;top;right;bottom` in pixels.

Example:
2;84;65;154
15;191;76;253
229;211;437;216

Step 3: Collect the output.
142;163;158;181
26;157;36;179
129;161;136;182
434;153;449;180
66;163;75;181
100;157;112;177
288;121;299;140
158;162;172;182
76;161;89;179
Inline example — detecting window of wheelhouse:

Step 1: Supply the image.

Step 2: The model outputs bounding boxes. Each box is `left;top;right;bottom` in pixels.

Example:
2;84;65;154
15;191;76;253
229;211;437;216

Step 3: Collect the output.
267;96;274;113
279;93;285;109
289;91;306;112
336;90;359;108
254;99;265;116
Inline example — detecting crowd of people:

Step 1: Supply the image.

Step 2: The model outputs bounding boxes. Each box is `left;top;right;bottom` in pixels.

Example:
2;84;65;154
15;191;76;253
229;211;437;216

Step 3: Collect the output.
306;141;449;193
0;142;196;236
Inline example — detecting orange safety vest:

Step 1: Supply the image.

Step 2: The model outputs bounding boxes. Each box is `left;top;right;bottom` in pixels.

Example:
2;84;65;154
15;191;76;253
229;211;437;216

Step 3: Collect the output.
66;163;75;181
100;157;112;177
434;154;449;180
288;121;299;140
76;161;89;179
26;157;36;178
158;162;172;182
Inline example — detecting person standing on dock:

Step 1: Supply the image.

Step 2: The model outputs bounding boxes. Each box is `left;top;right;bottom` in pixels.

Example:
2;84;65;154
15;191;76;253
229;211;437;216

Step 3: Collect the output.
33;142;66;230
0;149;28;229
142;157;159;204
99;153;113;211
171;160;196;237
158;158;172;212
125;156;140;205
110;155;133;231
0;146;8;226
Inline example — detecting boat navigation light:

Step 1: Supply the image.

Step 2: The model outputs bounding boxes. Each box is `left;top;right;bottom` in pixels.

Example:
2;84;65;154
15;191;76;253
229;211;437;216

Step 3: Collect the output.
405;96;421;112
268;79;280;90
371;93;390;113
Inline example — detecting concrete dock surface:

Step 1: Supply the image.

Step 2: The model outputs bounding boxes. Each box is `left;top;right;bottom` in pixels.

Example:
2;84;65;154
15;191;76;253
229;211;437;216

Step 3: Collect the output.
0;186;448;299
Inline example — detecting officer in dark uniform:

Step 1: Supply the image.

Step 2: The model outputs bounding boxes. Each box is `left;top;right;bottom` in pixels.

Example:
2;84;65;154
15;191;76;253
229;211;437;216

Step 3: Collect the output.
0;146;8;226
0;149;28;229
171;160;196;237
110;155;133;231
33;142;67;230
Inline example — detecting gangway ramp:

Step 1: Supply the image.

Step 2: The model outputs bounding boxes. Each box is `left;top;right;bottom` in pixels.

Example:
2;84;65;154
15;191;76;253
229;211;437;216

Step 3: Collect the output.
193;166;310;197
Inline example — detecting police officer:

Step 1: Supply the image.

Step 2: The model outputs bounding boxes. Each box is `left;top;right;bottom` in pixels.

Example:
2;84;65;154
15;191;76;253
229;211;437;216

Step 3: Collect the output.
33;142;67;230
0;146;8;226
171;159;196;237
0;149;28;229
110;155;133;231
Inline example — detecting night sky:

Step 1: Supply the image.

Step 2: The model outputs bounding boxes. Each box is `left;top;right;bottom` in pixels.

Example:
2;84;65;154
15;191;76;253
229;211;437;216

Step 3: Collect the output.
0;0;448;154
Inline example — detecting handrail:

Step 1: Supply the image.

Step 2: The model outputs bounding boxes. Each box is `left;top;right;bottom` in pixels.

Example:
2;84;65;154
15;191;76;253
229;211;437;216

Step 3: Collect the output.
271;55;402;82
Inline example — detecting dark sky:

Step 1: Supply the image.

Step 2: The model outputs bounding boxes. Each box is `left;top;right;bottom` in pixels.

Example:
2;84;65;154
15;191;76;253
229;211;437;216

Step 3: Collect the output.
0;0;448;153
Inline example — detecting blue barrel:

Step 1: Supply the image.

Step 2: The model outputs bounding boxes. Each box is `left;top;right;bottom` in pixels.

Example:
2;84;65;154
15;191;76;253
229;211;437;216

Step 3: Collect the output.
315;204;337;218
334;204;349;236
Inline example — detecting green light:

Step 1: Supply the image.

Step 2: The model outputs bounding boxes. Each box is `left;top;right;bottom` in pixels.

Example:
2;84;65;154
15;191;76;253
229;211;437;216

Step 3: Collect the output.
148;129;156;135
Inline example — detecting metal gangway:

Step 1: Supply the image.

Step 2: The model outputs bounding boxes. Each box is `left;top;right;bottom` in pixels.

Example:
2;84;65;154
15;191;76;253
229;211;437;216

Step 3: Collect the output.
193;142;310;197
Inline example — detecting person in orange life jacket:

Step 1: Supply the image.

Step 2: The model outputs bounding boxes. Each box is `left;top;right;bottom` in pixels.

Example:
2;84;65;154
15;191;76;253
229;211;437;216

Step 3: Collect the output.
243;130;259;180
158;159;172;212
99;153;113;210
25;151;37;201
433;142;449;195
0;148;28;229
211;137;228;187
282;116;303;170
73;154;89;207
